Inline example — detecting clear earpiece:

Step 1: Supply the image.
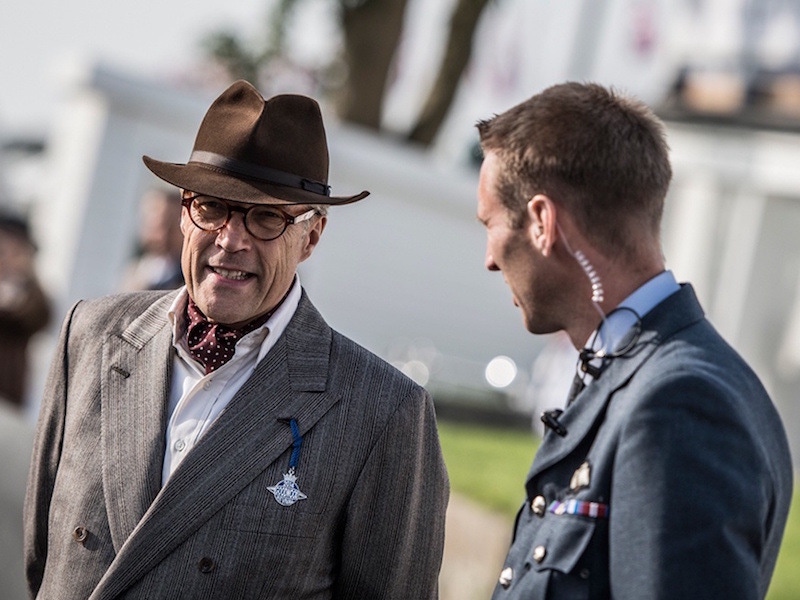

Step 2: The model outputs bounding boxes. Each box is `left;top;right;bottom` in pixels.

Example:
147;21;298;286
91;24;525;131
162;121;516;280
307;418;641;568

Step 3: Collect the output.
556;223;643;380
556;223;605;319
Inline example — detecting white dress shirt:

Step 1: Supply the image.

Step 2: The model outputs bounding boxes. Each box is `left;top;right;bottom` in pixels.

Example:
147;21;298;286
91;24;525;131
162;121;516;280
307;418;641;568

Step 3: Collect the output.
161;278;302;485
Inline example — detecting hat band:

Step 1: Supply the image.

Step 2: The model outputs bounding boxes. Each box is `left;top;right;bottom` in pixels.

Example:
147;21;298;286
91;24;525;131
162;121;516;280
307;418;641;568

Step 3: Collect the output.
189;150;331;197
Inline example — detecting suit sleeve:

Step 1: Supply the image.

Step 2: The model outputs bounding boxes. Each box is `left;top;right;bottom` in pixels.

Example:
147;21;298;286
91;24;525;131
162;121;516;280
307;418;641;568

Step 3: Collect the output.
334;387;449;599
23;301;80;597
609;372;778;600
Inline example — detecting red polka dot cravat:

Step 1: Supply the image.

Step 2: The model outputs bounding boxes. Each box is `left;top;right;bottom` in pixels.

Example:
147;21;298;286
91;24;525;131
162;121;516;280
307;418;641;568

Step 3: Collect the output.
185;299;270;374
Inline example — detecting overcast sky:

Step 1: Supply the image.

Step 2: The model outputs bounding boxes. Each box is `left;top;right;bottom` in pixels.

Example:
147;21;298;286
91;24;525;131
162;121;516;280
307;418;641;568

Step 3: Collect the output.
4;0;785;142
0;0;270;134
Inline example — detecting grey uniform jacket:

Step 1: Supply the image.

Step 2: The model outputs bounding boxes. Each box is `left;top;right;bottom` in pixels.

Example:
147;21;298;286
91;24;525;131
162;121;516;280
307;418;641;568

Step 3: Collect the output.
24;289;449;599
492;284;793;600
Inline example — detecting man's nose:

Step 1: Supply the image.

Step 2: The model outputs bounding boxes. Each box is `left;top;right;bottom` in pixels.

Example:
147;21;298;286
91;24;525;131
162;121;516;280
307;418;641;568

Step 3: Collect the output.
216;212;251;251
485;248;499;271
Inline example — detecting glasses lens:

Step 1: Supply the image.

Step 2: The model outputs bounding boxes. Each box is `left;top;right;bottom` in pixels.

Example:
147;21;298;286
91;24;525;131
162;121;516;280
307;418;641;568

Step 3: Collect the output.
247;206;288;240
191;197;229;230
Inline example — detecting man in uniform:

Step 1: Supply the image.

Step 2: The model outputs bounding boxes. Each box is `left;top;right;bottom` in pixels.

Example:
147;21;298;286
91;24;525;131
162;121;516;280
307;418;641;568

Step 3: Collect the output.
476;81;792;599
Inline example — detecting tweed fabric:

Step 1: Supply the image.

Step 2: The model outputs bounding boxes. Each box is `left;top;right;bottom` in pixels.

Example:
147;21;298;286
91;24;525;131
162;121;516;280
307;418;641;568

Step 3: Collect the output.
25;289;449;599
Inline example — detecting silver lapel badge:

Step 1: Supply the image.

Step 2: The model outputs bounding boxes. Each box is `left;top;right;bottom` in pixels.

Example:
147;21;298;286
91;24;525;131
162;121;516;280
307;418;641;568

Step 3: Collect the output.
268;468;307;506
269;418;307;506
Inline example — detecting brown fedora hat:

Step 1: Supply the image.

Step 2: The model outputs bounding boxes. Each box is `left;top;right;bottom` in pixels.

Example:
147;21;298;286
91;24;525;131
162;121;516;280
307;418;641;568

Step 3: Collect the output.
143;80;369;205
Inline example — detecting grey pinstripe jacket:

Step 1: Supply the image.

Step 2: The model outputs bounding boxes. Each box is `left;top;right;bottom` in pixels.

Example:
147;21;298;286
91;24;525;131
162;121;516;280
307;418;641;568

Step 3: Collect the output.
25;289;449;599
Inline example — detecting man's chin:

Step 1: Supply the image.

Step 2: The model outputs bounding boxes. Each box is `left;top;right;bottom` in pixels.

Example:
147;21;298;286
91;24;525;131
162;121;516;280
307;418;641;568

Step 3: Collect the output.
523;316;559;336
195;299;249;327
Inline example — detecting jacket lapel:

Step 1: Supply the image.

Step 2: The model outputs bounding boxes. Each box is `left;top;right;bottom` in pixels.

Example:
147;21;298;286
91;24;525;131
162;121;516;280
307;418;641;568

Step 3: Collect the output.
101;292;175;551
527;284;705;482
93;293;339;600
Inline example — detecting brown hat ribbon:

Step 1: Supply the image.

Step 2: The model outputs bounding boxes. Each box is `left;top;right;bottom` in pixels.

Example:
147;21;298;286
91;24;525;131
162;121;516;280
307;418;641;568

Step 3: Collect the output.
189;150;331;197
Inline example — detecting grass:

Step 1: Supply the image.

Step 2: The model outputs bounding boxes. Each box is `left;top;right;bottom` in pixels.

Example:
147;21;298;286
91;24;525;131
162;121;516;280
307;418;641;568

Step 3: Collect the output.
768;491;800;600
437;419;800;599
438;420;538;519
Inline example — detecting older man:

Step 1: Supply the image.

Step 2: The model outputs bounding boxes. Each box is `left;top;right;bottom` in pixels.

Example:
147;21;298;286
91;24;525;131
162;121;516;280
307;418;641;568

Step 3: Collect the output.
25;80;448;599
476;82;792;599
0;212;51;407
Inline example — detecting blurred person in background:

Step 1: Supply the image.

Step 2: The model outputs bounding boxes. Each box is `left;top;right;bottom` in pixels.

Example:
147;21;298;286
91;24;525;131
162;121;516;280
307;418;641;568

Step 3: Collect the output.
0;211;51;409
120;186;184;292
476;81;792;599
25;80;448;600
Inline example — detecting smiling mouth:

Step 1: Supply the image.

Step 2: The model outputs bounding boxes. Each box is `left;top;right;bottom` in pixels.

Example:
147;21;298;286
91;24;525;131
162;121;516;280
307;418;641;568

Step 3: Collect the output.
210;266;252;281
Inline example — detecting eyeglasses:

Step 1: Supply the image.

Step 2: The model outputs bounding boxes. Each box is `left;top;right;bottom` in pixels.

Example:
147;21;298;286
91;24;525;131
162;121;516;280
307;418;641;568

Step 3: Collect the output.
181;195;318;241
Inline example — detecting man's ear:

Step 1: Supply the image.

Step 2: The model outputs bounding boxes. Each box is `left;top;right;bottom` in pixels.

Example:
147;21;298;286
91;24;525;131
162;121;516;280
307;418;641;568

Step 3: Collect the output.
527;194;557;257
299;215;327;262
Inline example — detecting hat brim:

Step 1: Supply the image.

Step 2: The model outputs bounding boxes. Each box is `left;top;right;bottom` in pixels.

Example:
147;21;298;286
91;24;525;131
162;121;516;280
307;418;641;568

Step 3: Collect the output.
142;156;369;206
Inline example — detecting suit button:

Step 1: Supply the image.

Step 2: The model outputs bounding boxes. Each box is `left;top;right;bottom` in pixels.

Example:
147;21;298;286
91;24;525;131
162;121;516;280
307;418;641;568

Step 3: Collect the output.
532;545;546;563
531;495;546;517
498;567;513;589
72;526;88;544
198;557;215;573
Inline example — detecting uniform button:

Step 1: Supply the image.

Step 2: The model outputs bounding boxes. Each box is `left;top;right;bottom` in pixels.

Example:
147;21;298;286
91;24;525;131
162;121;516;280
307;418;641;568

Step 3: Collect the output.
203;381;212;390
579;568;591;579
72;526;88;544
174;439;186;452
498;567;513;589
531;495;546;517
532;545;546;563
198;557;215;573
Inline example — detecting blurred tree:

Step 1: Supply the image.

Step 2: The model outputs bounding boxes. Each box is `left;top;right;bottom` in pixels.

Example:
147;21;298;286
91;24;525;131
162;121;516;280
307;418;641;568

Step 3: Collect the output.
337;0;409;130
202;0;296;85
408;0;492;145
202;0;494;147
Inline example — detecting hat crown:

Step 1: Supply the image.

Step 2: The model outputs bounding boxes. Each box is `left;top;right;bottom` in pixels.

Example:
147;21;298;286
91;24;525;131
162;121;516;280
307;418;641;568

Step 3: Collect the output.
193;82;329;185
143;80;369;205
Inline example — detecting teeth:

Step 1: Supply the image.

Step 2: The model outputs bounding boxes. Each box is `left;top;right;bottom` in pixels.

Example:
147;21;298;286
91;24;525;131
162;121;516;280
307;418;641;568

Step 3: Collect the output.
213;267;250;280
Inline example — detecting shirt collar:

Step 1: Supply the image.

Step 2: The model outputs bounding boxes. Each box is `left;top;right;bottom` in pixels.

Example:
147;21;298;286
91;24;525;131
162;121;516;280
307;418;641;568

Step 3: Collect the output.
589;269;680;357
168;275;303;351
